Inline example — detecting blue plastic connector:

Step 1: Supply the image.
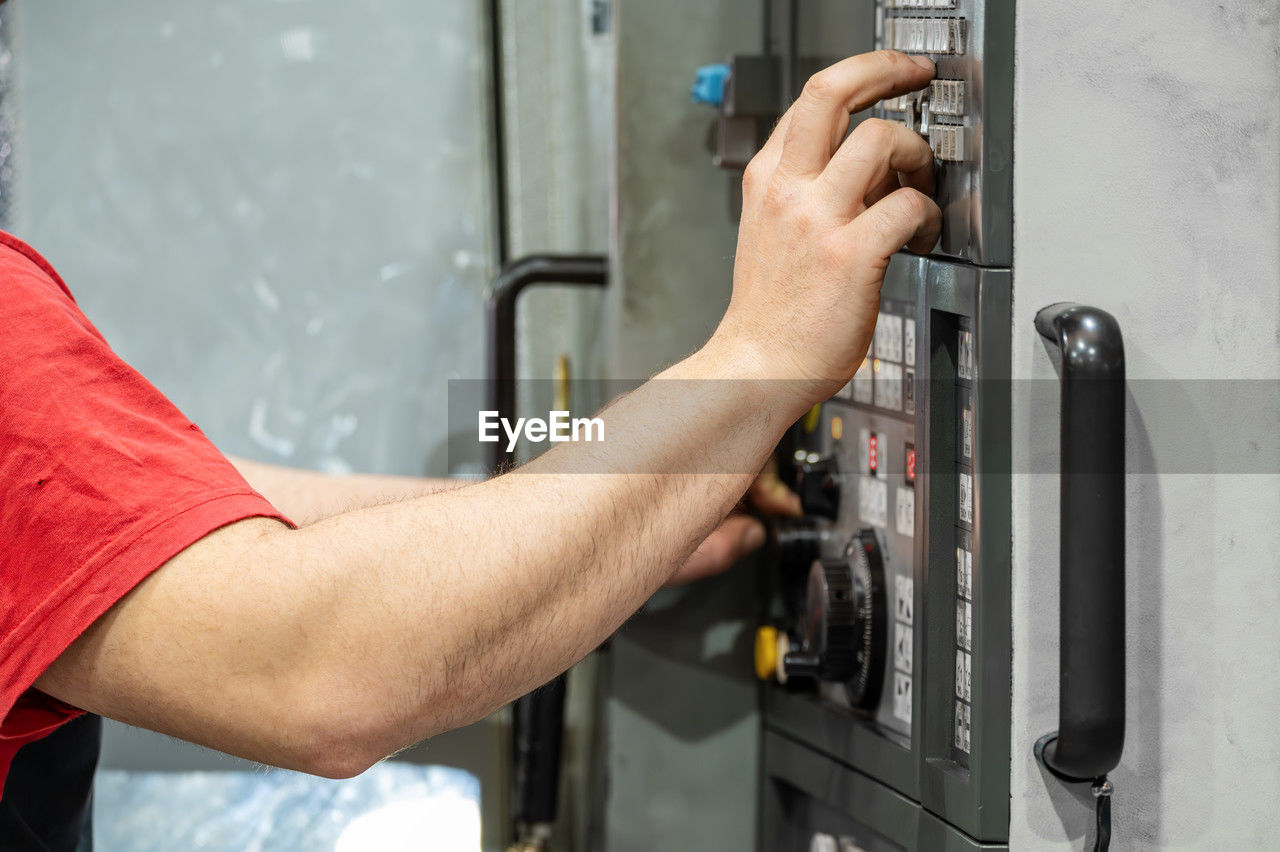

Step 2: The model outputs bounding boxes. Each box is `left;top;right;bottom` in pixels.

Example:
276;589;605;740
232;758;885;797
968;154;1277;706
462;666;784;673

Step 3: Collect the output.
690;63;731;107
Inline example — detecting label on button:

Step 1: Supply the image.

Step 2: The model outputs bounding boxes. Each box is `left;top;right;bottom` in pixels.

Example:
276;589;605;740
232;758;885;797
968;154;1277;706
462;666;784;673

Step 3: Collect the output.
874;361;903;411
893;672;913;724
958;471;973;526
956;600;972;651
895;622;913;675
895;575;914;625
955;649;971;701
853;358;874;404
954;700;971;752
859;475;888;528
895;486;915;537
956;547;972;599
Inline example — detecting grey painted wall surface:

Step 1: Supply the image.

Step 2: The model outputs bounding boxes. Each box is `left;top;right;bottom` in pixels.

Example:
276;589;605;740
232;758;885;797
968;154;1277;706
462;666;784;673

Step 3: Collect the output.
12;0;495;478
1010;3;1280;848
603;2;764;851
604;0;752;380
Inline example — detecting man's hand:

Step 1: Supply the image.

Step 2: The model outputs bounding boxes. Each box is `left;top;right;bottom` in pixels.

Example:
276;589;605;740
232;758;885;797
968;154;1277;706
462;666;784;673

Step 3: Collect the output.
713;50;940;410
666;465;802;586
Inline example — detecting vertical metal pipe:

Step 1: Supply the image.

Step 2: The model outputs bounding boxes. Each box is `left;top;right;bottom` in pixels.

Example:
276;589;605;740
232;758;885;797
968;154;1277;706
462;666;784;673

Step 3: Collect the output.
484;254;607;847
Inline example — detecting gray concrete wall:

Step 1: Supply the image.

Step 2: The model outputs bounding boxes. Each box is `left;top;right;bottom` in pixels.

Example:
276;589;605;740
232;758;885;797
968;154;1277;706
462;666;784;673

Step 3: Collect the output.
11;0;495;478
1010;3;1280;848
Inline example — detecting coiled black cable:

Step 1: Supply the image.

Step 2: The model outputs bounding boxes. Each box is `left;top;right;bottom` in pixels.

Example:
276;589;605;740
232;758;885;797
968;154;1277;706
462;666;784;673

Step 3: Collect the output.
1091;776;1113;852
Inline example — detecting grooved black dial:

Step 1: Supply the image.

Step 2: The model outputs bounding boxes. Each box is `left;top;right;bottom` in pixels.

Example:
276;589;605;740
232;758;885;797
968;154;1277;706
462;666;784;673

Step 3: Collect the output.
782;529;887;710
844;530;887;708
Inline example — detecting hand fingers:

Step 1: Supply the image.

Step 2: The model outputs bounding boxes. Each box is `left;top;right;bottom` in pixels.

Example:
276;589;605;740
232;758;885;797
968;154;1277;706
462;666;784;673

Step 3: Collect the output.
819;119;936;215
863;171;901;209
780;51;934;177
848;186;942;262
742;101;798;204
749;470;803;517
664;515;766;587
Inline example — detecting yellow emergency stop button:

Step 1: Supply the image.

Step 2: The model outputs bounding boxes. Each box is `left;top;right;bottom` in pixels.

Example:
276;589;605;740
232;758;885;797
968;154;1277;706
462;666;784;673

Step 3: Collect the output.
755;625;779;681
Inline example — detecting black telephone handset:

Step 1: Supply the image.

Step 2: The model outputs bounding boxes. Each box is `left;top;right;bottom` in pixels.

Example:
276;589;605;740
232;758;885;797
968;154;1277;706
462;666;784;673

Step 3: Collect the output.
1033;303;1126;852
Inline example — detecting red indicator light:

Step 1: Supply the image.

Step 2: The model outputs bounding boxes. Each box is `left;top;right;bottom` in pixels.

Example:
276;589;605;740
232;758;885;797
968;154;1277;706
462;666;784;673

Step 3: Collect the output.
869;433;879;473
905;444;916;484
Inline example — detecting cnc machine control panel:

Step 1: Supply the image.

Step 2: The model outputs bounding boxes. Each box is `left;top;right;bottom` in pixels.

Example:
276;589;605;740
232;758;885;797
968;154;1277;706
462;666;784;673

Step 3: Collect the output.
756;3;1013;849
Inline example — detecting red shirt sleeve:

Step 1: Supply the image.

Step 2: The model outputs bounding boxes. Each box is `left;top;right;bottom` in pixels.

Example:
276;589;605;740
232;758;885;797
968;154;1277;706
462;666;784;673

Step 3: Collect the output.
0;232;293;794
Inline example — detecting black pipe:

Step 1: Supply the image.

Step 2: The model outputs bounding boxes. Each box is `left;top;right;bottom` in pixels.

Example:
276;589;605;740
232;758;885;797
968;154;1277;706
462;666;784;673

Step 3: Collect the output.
485;254;609;473
485;0;510;266
484;254;607;845
511;676;568;835
1033;303;1126;783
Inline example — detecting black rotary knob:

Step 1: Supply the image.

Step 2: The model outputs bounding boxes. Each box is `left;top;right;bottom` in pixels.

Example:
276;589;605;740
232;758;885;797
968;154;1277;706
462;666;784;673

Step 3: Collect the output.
782;530;887;710
783;559;857;682
775;518;823;573
795;455;841;520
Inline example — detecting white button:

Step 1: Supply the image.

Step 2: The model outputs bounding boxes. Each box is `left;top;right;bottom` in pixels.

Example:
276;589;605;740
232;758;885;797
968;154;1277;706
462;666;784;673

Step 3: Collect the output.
956;600;972;651
904;318;917;366
954;700;971;752
893;672;913;723
955;649;972;701
895;486;915;537
853;358;874;404
858;475;887;528
961;405;974;459
958;471;973;526
811;833;838;852
874;361;903;411
895;574;915;625
887;314;904;362
895;622;913;674
957;329;974;380
955;547;972;599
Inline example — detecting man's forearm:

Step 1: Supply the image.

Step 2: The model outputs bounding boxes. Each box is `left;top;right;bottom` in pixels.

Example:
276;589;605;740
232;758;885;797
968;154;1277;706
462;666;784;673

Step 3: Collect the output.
229;456;468;526
255;338;799;765
44;338;798;776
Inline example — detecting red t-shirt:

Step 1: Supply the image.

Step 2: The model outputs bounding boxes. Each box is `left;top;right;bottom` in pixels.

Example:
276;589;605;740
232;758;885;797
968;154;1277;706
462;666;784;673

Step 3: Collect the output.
0;232;291;794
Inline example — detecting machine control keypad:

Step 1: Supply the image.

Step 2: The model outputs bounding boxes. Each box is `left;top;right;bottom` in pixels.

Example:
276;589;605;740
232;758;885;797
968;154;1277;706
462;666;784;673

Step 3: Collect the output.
952;319;977;762
872;0;1014;264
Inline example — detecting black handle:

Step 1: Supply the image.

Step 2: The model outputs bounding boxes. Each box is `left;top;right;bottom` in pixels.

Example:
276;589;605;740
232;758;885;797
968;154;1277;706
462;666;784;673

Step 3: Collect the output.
485;254;609;473
1033;303;1126;783
484;254;607;842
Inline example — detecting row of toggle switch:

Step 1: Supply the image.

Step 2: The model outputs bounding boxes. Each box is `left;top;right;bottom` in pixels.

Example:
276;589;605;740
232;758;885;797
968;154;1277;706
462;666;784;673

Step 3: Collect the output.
884;17;967;55
929;79;966;116
883;0;955;8
929;125;966;162
880;80;966;117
